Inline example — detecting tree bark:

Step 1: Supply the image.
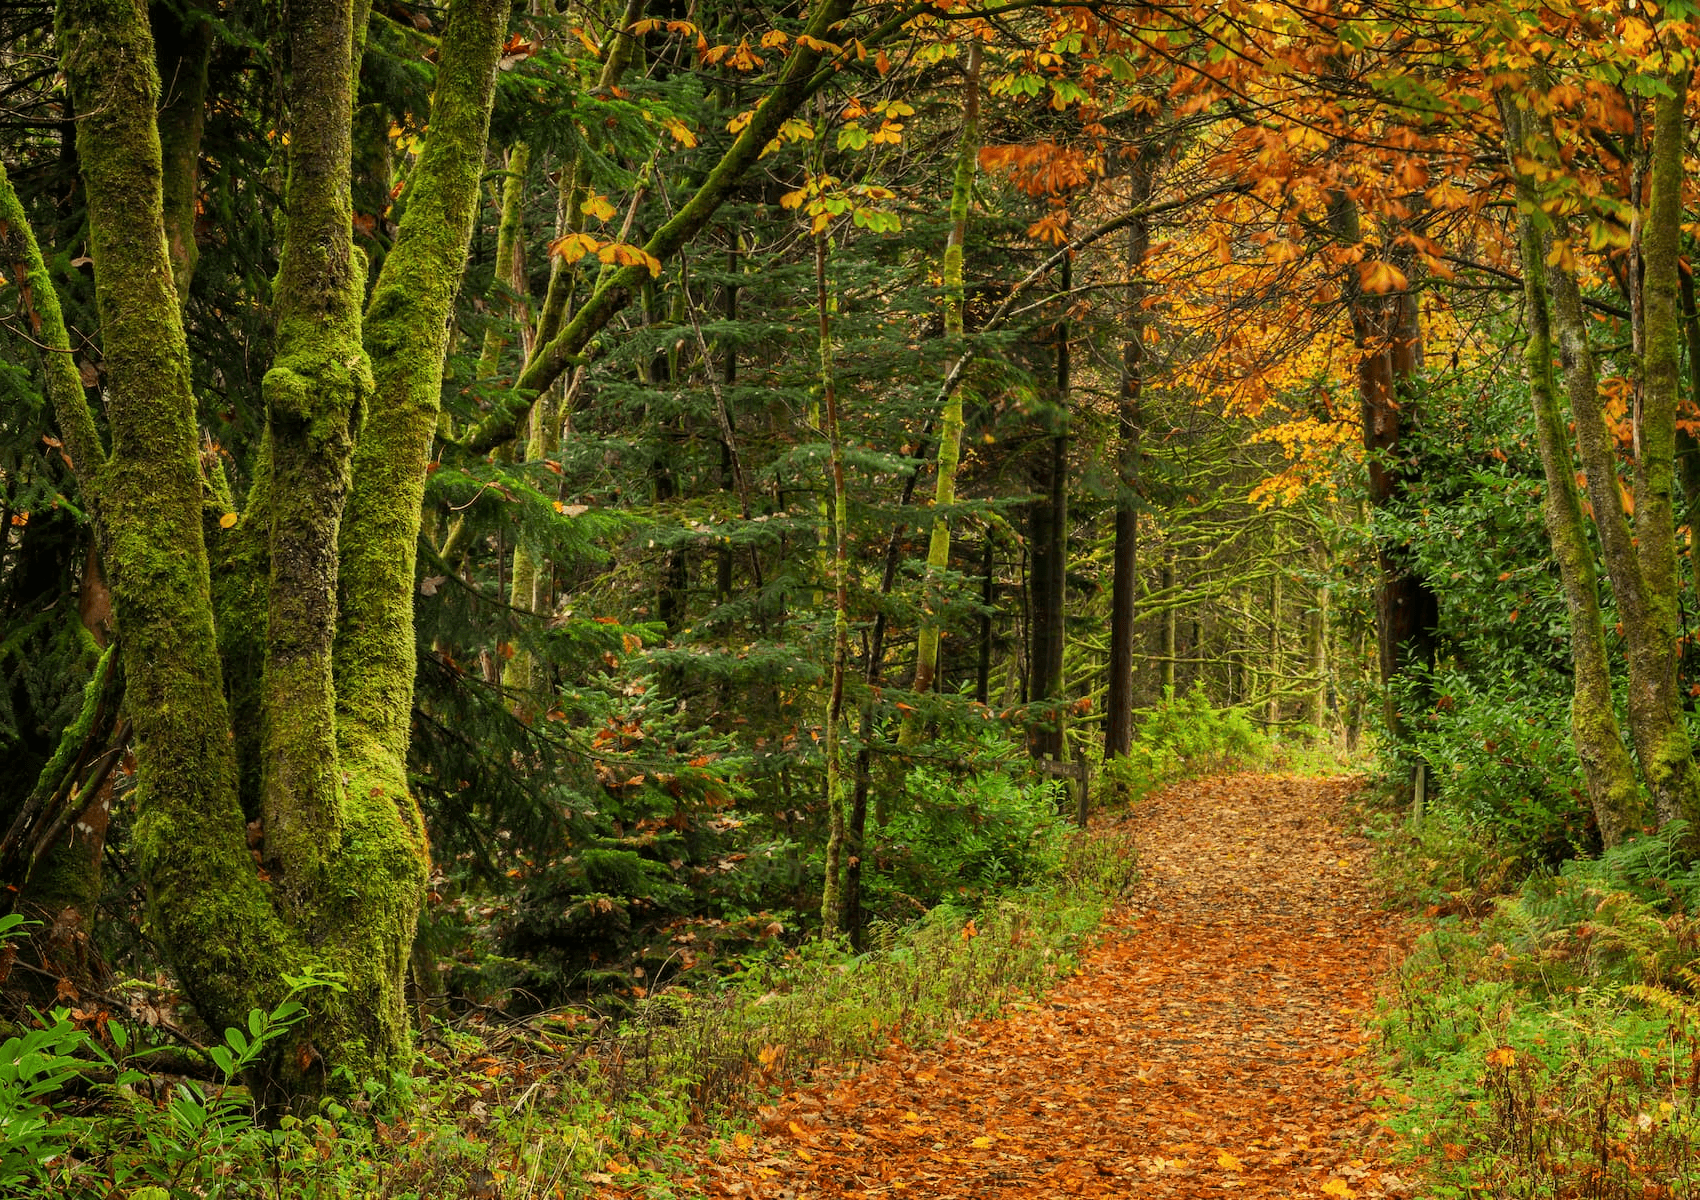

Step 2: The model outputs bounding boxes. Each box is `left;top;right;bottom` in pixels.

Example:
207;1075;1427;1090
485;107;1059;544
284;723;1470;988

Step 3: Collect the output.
1105;141;1159;761
42;0;510;1097
1028;258;1070;761
815;227;851;933
906;41;981;723
1324;193;1436;741
1501;95;1648;846
1529;74;1700;836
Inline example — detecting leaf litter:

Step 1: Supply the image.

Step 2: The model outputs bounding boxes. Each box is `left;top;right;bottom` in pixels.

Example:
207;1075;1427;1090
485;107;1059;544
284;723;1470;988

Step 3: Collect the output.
602;774;1409;1198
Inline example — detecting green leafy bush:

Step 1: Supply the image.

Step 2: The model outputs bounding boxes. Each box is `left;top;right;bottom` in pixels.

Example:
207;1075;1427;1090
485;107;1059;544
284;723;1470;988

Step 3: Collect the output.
1376;818;1700;1197
1100;683;1270;802
863;761;1065;916
1392;667;1592;864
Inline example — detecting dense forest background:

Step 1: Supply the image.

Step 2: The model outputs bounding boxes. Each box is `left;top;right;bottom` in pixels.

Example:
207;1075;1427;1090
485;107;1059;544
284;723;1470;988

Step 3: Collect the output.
10;0;1700;1193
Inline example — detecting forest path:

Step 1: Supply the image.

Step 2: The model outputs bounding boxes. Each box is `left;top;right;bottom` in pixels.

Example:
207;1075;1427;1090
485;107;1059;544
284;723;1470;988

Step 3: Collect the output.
653;774;1410;1199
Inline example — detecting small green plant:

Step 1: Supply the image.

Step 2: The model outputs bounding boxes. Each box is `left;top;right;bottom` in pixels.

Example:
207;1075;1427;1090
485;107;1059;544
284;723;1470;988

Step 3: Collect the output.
0;927;346;1200
1100;684;1271;803
0;915;119;1191
865;763;1065;916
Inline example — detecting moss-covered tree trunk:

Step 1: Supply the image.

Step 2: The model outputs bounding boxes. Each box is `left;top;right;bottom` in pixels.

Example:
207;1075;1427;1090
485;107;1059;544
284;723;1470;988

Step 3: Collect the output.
46;0;508;1098
1501;95;1647;847
1525;74;1699;837
1628;73;1700;830
905;41;981;725
815;227;851;933
55;0;299;1054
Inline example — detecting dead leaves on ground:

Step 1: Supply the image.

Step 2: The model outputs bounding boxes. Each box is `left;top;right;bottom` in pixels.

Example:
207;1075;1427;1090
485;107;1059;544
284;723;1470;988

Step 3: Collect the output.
602;775;1407;1199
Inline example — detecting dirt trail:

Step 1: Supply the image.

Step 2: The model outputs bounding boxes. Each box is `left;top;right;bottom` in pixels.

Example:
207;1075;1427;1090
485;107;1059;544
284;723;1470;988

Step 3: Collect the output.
655;774;1410;1198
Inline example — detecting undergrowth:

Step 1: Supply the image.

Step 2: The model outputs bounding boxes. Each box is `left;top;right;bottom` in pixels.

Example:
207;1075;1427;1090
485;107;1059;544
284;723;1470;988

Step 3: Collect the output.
1374;811;1700;1199
1098;683;1274;800
3;689;1291;1198
2;822;1137;1199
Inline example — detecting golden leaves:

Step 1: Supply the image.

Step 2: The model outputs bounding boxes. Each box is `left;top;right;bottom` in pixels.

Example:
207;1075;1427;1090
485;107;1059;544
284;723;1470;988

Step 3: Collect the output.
581;192;617;223
546;232;661;277
1356;259;1408;295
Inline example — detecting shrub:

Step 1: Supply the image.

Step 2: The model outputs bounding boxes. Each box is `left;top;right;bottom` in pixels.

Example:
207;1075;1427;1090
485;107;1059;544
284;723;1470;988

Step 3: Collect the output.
1101;683;1271;802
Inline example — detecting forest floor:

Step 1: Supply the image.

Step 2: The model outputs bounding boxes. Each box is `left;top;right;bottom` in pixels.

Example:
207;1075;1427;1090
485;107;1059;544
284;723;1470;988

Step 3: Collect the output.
610;774;1415;1199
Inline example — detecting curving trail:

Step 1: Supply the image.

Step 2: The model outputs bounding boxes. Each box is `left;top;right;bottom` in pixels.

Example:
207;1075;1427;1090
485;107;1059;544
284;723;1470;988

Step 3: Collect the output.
644;774;1411;1199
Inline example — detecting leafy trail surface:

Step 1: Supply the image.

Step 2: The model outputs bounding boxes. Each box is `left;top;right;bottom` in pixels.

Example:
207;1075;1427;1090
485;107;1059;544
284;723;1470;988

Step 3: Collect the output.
617;774;1409;1198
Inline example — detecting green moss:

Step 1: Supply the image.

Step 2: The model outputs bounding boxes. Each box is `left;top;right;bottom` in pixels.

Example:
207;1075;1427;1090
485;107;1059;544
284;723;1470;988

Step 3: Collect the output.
1503;101;1646;847
59;0;300;1035
338;0;507;766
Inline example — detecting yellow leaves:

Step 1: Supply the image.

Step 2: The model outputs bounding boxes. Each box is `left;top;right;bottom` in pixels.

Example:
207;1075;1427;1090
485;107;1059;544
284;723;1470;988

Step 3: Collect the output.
1027;212;1071;246
758;1043;783;1070
581;192;617;223
869;120;904;146
599;242;662;274
557;222;663;275
549;232;600;263
1585;219;1632;252
731;1131;754;1153
1216;1150;1245;1172
1425;180;1472;211
218;512;238;529
727;109;754;135
570;24;602;58
1322;1180;1354;1197
968;1135;994;1149
703;39;764;70
760;29;788;49
661;117;698;148
1356;259;1408;295
551;230;661;276
979;141;1095;196
1210;225;1233;265
629;17;699;38
1486;1046;1517;1067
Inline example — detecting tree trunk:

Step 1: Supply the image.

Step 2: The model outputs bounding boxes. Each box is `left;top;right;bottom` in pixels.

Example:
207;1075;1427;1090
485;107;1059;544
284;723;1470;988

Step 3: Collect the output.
1266;528;1283;731
1161;550;1177;696
1630;73;1700;830
41;0;509;1099
1501;95;1648;847
1526;74;1700;837
1105;144;1159;761
1324;193;1436;743
1028;257;1070;761
815;228;851;933
906;42;981;724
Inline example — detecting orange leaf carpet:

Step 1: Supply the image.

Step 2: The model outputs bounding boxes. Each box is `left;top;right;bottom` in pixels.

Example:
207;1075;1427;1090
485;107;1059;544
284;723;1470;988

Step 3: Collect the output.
617;774;1409;1198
